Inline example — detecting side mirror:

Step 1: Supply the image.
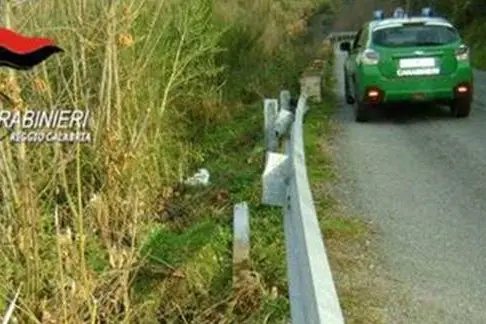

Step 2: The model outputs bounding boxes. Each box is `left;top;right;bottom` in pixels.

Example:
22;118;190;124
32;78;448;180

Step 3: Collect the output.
340;41;351;52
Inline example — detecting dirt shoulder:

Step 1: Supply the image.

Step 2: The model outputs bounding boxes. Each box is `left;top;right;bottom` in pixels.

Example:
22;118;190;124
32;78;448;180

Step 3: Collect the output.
304;84;389;323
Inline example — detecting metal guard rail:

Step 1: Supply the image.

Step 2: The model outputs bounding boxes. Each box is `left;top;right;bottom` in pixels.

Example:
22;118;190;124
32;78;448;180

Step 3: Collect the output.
261;91;345;323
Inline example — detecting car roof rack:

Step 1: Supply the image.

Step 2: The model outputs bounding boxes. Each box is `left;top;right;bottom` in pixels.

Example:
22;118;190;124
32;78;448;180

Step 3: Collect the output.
393;7;407;18
421;7;434;17
373;10;384;20
372;7;443;24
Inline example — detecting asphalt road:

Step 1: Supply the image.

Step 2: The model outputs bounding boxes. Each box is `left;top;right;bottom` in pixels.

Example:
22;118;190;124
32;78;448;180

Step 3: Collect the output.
332;45;486;323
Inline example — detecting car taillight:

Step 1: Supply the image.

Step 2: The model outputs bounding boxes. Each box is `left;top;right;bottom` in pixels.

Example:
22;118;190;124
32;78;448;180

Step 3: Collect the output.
364;86;383;103
454;82;472;98
362;49;380;65
455;45;469;61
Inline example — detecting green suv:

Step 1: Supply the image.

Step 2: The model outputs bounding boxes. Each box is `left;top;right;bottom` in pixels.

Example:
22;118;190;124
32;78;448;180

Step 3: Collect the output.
340;7;473;122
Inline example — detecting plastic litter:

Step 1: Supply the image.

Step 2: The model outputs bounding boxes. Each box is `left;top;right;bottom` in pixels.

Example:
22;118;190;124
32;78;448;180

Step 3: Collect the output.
184;168;210;186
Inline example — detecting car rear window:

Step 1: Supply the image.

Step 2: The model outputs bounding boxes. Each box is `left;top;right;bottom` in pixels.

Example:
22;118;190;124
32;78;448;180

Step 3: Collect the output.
372;24;460;47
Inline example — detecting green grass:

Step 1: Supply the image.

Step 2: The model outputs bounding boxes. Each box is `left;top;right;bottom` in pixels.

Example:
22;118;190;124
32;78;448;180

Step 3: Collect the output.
127;103;291;323
462;20;486;69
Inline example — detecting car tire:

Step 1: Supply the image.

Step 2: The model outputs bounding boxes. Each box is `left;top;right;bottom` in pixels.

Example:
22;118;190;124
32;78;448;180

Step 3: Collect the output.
344;70;355;104
354;101;370;122
450;98;471;118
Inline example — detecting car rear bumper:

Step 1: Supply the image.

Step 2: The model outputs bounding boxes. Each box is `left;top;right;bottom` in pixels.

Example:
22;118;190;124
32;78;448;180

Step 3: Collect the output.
356;68;473;103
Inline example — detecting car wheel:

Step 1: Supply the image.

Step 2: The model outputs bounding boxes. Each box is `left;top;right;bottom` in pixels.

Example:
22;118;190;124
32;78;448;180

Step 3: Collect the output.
354;101;370;122
344;70;355;104
450;98;471;118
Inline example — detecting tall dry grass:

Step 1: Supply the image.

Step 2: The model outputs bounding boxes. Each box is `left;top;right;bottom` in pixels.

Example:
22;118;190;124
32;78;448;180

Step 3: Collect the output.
0;0;331;322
